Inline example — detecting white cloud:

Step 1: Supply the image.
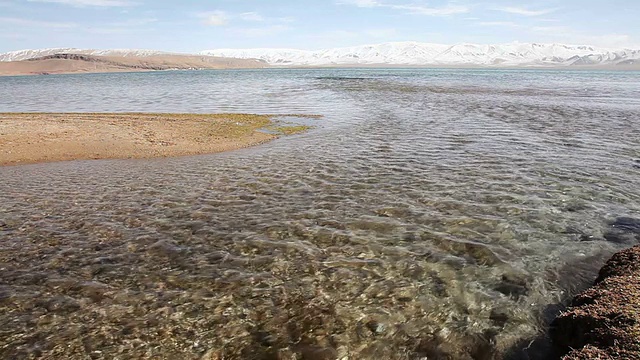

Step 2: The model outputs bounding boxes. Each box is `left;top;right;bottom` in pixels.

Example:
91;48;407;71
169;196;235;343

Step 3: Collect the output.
341;0;380;7
27;0;135;7
201;11;229;26
199;11;293;27
495;6;557;16
539;31;639;49
0;17;77;28
391;4;468;16
306;28;400;48
231;25;291;37
530;26;570;34
477;21;519;27
277;16;296;23
86;17;158;33
580;34;640;49
365;28;398;38
340;0;469;16
239;12;264;22
0;33;26;39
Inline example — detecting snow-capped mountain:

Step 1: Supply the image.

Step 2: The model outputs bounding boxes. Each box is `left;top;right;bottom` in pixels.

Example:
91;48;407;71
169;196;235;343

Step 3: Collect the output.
2;42;639;67
201;42;640;66
0;48;172;62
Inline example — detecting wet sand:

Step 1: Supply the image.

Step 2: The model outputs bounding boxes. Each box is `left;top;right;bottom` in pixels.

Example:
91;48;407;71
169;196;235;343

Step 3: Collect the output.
0;113;311;166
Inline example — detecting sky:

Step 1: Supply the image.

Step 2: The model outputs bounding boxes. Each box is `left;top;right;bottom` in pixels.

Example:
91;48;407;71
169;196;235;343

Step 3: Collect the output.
0;0;639;53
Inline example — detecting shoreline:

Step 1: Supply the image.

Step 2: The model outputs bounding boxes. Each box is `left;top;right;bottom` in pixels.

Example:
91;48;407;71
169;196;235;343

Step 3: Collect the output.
0;113;316;166
551;228;640;359
1;58;639;77
2;64;639;77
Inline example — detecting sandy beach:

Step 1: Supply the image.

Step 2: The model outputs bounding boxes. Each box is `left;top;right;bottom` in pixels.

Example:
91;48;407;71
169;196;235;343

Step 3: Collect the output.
0;113;312;166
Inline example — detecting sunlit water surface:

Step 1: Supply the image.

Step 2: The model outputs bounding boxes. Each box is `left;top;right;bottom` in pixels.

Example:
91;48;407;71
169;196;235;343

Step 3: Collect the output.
1;69;640;359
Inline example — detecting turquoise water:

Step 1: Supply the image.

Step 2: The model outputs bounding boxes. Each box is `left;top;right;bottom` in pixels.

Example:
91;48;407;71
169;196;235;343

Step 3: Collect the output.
1;69;639;359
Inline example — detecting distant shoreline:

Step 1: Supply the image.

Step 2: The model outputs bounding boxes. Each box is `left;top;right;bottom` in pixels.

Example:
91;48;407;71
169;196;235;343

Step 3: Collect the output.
0;113;316;166
0;54;267;77
0;53;638;77
293;63;640;71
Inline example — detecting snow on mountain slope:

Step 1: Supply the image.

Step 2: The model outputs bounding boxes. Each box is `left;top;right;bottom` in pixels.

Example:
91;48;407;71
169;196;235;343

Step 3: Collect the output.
201;42;640;66
0;48;172;62
2;42;640;67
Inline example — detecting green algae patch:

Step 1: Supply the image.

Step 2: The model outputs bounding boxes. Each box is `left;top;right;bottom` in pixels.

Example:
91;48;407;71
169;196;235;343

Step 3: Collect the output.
197;113;275;139
260;114;322;136
196;114;318;138
267;124;313;135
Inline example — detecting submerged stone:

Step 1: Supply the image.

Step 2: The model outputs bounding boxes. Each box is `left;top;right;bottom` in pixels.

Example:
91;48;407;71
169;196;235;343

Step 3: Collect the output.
603;217;640;245
37;295;81;313
609;217;640;234
147;239;185;258
494;273;529;299
489;308;510;328
602;230;636;244
578;234;596;242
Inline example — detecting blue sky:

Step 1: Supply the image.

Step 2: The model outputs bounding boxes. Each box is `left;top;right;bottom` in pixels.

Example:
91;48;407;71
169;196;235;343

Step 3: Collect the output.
0;0;639;52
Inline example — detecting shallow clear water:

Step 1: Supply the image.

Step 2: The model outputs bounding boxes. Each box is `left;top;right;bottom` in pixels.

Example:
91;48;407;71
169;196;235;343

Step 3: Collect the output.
1;69;640;359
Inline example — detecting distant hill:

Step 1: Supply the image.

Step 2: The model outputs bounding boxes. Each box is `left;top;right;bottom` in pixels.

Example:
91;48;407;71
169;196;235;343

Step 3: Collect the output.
0;48;174;62
0;53;267;76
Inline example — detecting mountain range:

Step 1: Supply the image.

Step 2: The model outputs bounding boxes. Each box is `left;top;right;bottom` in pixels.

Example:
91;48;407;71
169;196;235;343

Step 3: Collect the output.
2;42;640;67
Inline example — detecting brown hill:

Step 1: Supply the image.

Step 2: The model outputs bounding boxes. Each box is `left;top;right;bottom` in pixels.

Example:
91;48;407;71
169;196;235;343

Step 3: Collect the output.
0;53;267;76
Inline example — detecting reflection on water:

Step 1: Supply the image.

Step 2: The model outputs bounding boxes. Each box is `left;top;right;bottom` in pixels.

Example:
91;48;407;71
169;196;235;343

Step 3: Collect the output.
1;69;640;359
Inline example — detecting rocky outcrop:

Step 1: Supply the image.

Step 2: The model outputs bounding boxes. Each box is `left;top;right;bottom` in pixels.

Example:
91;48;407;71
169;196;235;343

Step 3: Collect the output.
551;245;640;359
27;53;102;62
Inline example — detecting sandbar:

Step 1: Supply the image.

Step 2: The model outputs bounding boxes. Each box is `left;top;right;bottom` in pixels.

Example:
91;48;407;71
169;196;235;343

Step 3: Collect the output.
0;113;314;166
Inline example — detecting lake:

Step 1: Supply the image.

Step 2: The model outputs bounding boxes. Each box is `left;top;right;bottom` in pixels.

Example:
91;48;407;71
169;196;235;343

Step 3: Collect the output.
1;68;639;359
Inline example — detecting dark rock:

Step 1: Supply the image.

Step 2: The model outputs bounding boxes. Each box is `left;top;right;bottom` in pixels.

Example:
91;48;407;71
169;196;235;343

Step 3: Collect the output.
563;226;583;234
551;245;640;359
0;288;11;304
579;234;596;242
563;227;597;242
489;308;510;327
294;346;337;360
429;271;448;297
148;239;184;258
609;217;640;234
74;281;110;302
602;217;640;244
37;296;81;313
365;320;383;335
494;273;529;299
563;202;589;212
251;330;274;347
602;230;636;244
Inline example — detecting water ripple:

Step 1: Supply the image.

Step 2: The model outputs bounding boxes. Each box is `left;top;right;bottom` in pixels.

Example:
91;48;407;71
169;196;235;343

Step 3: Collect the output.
1;69;639;359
